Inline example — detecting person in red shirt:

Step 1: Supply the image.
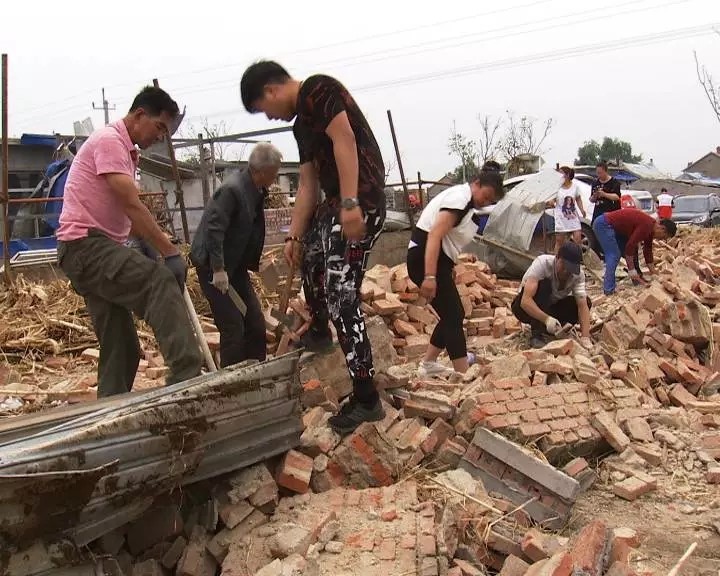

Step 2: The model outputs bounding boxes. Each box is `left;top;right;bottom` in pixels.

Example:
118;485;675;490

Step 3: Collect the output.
592;208;676;295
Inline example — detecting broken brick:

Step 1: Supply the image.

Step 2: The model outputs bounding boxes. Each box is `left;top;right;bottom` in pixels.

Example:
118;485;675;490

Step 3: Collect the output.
624;418;654;443
277;450;313;494
570;520;609;576
592;411;631;453
613;476;656;501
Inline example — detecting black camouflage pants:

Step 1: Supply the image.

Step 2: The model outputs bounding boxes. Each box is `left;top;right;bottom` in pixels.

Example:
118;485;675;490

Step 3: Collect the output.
58;232;202;397
302;201;385;404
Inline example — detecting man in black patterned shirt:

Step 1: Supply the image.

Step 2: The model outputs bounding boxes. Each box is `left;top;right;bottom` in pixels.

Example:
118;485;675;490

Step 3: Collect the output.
241;60;386;435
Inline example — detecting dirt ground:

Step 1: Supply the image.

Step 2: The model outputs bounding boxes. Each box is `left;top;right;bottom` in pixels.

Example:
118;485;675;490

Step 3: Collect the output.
570;475;720;575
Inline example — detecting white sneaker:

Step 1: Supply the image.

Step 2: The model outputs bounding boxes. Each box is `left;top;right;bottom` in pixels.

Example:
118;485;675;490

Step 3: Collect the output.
418;361;453;378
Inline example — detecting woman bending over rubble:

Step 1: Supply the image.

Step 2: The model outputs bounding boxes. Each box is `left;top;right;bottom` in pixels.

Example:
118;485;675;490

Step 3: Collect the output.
407;165;504;376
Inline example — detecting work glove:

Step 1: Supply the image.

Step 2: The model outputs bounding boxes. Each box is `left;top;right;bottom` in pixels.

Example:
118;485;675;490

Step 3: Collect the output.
164;254;187;288
544;316;562;335
212;269;230;293
580;337;593;349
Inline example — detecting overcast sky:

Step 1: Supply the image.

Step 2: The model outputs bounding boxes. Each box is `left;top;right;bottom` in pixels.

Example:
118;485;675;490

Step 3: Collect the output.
3;0;720;179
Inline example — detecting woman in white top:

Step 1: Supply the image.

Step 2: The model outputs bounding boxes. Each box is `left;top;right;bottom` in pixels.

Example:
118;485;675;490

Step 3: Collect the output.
547;166;586;254
406;168;504;375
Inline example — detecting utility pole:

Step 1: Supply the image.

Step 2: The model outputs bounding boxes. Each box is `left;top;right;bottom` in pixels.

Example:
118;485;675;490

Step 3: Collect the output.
92;88;116;126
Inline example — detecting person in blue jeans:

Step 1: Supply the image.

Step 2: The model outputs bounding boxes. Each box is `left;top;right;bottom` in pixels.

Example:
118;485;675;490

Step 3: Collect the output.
592;208;676;295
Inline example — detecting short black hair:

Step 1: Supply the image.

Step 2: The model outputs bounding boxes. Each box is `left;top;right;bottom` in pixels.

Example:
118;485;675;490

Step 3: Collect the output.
472;171;504;200
240;60;292;112
661;187;668;193
129;86;179;118
596;161;609;171
659;218;677;237
481;160;502;173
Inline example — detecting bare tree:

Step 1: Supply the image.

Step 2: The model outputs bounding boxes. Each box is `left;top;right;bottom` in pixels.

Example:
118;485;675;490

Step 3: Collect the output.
384;156;398;184
477;114;503;165
694;48;720;126
500;111;553;161
178;117;234;163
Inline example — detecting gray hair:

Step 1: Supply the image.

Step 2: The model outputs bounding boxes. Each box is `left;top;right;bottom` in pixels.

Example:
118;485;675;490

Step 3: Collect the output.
248;142;283;171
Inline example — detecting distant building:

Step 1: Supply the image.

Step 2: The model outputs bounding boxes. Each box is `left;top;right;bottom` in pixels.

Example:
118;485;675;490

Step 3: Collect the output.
426;174;454;201
684;147;720;180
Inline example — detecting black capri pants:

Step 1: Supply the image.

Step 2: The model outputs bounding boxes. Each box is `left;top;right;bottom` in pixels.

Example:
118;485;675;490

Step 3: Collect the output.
407;243;467;361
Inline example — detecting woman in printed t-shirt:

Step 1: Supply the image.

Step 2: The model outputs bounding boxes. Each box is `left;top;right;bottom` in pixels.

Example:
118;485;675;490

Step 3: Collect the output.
406;165;504;377
547;166;586;254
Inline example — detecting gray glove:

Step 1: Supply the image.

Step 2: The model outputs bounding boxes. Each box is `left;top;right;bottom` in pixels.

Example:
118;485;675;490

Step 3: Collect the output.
212;269;230;293
164;254;187;287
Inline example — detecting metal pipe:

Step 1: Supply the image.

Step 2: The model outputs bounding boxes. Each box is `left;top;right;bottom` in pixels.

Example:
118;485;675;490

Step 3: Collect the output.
1;54;11;283
152;78;189;242
386;110;415;230
7;191;168;204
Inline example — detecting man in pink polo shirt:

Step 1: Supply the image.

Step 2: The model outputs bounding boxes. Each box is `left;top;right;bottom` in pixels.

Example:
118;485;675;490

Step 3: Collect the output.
57;86;202;397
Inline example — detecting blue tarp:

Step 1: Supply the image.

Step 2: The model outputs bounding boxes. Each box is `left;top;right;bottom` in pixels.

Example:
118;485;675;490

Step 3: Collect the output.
19;133;57;147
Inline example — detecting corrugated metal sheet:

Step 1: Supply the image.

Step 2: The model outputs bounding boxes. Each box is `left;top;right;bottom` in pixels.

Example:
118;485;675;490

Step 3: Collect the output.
0;353;303;554
483;170;563;252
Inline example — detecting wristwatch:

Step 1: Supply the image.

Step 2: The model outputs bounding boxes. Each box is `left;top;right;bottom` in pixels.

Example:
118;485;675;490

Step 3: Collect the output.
341;197;359;210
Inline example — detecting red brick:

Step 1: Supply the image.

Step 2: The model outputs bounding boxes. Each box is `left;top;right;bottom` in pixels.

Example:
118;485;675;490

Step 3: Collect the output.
577;427;595;440
477;391;495;403
399;533;416;549
493;377;530;389
418;534;437;557
570;520;609;576
526;386;552;399
669;383;696;407
611;527;639;549
521;529;565;562
706;466;720;483
345;530;375;551
537;396;563;408
510;389;527;400
564;430;580;444
483;402;508;416
562;458;589;478
378;539;396;561
499;555;531;576
430;418;456;446
612;476;655;501
487;416;512;430
508;399;537;413
568;392;589;404
494;390;511;402
520;410;540;423
276;449;313;494
519;423;551;438
537;409;553;421
551;408;566;419
546;431;566;446
592;411;630;453
563;405;580;417
532;372;549;387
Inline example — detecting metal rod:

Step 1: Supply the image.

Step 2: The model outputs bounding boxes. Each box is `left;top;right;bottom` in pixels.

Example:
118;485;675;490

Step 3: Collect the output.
417;171;424;208
386;110;414;230
171;138;262;150
153;78;190;243
1;54;11;284
7;191;167;204
198;132;210;206
171;126;292;146
210;141;217;194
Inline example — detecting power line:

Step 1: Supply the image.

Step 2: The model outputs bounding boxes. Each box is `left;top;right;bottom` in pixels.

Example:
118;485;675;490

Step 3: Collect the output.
132;0;697;104
188;22;716;121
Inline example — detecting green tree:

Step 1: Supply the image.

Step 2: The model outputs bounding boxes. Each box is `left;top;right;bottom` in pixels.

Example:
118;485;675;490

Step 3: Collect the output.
575;137;643;166
448;129;479;183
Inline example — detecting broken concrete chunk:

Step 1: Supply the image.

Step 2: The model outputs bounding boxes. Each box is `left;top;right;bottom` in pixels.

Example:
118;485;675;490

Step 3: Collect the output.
268;523;315;558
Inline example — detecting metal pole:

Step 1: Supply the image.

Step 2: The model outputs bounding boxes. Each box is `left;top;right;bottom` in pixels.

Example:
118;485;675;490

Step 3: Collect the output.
153;78;190;243
1;54;11;284
386;110;414;230
198;132;210;206
209;141;217;193
417;170;424;208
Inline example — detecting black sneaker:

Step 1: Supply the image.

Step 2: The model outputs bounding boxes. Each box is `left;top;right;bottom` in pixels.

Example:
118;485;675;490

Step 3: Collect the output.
328;400;385;436
529;335;546;349
298;329;335;354
337;395;359;416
